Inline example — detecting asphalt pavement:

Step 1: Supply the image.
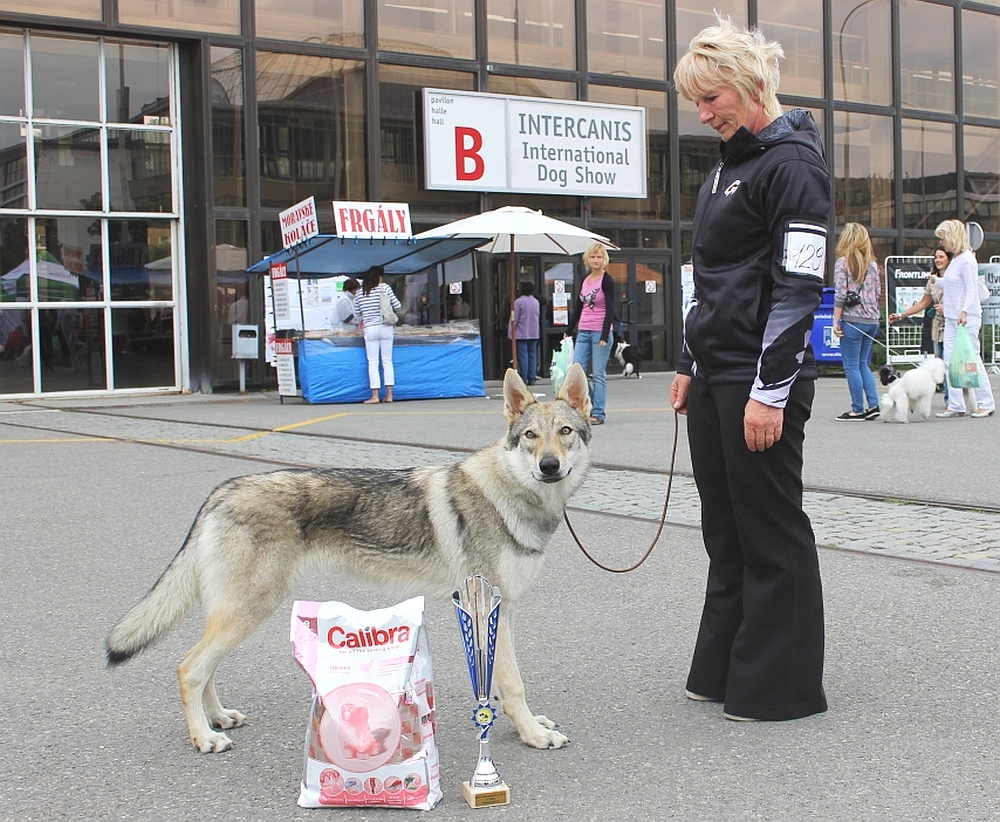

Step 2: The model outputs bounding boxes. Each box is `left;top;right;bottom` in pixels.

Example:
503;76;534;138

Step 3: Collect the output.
1;370;998;821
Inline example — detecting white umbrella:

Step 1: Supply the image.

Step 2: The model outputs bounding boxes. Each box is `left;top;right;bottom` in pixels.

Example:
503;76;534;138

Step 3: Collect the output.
415;206;617;369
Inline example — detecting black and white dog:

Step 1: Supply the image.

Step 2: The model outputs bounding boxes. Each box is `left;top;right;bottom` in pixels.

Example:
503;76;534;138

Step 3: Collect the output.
612;339;642;379
879;364;903;386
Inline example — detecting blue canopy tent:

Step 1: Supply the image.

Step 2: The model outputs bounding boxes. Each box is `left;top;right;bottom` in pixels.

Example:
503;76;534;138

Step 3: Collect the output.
246;235;487;278
247;235;490;403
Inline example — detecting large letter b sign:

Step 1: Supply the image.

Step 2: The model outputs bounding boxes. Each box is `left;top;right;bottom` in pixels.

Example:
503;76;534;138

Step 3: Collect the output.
455;127;485;181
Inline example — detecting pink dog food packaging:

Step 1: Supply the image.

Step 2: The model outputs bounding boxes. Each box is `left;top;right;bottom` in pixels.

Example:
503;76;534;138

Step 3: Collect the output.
291;596;441;810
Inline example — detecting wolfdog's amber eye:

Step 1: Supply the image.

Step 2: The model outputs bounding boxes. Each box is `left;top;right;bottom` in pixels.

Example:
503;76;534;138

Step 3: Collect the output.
560;426;572;435
523;430;536;439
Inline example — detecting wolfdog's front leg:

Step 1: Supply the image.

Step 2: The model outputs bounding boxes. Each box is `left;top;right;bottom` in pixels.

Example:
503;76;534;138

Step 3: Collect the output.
492;610;569;749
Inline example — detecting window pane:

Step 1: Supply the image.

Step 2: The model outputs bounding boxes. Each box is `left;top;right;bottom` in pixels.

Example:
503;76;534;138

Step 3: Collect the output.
109;129;172;213
379;0;474;60
676;0;745;58
587;0;664;80
0;0;101;21
0;122;28;209
0;30;25;117
901;119;956;231
0;308;33;392
37;306;104;390
107;219;173;301
379;65;478;215
487;76;576;99
963;10;1000;120
111;305;174;388
964;125;1000;233
118;0;239;35
487;0;574;69
256;52;367;210
677;106;717;221
833;0;891;105
256;0;364;45
105;42;172;125
31;35;100;121
758;0;823;100
834;111;894;228
899;0;953;113
34;125;102;211
215;220;250;382
212;48;246;208
588;86;668;221
36;216;102;301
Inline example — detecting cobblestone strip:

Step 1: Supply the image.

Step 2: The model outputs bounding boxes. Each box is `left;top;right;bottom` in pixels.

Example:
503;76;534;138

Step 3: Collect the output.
13;410;1000;573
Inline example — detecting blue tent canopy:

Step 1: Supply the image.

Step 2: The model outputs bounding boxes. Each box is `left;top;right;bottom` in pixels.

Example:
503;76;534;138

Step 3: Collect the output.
246;235;487;278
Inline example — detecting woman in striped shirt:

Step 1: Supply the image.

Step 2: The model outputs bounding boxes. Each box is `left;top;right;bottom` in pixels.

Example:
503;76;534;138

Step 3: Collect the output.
354;265;402;403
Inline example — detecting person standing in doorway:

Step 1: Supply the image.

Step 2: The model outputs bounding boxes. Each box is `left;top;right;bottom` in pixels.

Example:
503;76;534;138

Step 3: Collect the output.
670;15;829;722
509;281;540;385
567;242;615;425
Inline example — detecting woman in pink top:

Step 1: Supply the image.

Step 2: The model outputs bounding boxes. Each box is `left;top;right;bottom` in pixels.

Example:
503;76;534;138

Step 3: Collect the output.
567;242;616;424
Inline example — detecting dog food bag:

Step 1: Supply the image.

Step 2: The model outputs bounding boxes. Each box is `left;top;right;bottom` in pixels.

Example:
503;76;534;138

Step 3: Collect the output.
291;596;441;810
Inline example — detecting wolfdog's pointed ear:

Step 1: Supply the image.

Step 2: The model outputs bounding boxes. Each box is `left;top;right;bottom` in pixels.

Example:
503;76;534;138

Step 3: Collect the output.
559;363;592;418
503;368;536;421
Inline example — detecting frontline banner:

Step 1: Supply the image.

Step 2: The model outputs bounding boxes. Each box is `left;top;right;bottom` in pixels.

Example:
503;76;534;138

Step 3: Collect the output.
423;89;647;198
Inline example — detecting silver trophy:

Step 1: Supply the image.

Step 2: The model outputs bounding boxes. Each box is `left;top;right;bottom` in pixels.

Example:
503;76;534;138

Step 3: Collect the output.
453;575;510;808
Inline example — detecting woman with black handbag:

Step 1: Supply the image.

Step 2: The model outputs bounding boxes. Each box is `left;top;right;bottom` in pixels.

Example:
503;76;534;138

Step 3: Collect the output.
832;222;882;420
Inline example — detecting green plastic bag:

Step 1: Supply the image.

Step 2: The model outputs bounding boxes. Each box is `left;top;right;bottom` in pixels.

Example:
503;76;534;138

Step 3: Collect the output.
550;337;574;395
948;325;981;389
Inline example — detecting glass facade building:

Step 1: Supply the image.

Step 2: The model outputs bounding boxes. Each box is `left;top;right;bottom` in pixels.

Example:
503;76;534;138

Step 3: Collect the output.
1;0;998;396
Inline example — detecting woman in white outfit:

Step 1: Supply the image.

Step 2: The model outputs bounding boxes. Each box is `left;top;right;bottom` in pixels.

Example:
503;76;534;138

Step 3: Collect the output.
934;219;996;418
354;265;402;404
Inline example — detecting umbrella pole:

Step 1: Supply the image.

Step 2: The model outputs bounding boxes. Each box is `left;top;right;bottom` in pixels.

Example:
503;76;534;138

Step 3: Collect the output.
509;236;518;374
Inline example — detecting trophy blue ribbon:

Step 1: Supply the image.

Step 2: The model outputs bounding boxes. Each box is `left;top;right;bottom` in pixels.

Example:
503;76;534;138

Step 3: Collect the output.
453;576;509;807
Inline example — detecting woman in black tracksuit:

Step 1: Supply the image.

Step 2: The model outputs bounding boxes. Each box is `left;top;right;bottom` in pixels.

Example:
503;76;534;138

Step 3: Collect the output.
670;17;829;722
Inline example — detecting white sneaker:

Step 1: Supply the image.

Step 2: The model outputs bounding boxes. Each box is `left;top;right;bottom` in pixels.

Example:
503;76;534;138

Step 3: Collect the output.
685;690;722;703
724;712;761;722
935;409;965;418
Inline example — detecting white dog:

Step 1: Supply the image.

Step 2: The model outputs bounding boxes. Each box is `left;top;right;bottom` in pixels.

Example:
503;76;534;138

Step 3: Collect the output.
879;357;947;423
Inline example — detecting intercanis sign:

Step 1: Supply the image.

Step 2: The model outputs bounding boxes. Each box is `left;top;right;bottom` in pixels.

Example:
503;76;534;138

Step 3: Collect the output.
423;89;647;198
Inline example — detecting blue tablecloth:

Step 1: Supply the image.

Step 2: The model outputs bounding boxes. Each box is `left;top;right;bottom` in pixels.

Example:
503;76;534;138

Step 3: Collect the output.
297;335;485;403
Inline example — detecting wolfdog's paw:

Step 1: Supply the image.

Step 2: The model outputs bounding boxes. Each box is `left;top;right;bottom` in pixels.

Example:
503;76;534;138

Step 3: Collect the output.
193;730;235;753
524;715;569;749
210;708;246;730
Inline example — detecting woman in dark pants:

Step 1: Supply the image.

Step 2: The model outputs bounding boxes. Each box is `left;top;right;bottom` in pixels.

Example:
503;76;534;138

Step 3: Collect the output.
670;15;829;722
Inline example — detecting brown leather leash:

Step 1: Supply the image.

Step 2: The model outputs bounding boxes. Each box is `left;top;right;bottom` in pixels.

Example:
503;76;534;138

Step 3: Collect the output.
563;410;680;573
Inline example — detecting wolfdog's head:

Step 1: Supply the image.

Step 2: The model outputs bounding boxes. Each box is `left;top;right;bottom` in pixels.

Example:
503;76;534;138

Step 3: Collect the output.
502;363;592;486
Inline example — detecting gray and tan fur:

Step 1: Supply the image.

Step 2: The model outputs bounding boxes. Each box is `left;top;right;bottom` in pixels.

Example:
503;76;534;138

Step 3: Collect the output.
106;364;592;754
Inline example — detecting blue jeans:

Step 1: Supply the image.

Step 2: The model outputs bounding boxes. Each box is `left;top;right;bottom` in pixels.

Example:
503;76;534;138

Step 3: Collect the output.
516;338;537;385
573;329;613;420
840;321;879;413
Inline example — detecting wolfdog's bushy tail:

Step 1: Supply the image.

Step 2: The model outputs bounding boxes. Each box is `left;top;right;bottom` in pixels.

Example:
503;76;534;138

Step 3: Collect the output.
105;528;200;667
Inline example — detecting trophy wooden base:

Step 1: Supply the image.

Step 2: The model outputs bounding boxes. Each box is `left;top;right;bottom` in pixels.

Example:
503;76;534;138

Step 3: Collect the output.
462;780;510;808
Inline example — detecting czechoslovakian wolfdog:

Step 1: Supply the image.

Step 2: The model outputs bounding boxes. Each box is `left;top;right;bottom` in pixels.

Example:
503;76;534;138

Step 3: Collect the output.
106;364;593;754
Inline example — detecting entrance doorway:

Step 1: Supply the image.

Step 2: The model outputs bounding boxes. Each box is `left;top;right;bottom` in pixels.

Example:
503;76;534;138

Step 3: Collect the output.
484;251;676;381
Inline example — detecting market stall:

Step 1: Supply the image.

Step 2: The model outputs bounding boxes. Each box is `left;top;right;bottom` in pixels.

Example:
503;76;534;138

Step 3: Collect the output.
247;234;486;403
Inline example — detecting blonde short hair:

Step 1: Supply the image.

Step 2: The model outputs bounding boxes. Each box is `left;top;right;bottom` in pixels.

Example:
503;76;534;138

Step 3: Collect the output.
583;242;610;270
673;15;784;121
935;219;972;255
836;223;876;283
